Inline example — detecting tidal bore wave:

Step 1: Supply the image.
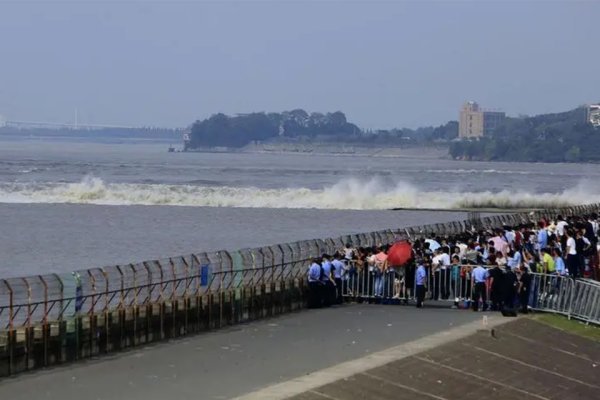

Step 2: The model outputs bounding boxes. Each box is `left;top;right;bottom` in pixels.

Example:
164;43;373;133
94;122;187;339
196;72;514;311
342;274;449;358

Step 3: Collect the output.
0;177;596;210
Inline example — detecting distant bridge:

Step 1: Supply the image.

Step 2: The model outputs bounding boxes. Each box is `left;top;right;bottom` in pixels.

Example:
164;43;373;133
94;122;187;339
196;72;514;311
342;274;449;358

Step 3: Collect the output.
0;115;183;131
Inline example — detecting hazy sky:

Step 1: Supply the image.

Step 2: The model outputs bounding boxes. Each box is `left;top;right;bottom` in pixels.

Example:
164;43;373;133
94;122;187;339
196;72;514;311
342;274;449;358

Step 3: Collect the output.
0;0;598;129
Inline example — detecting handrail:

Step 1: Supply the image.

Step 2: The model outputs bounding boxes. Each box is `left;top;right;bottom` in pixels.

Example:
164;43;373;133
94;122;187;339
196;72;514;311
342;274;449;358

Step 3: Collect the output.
1;202;599;332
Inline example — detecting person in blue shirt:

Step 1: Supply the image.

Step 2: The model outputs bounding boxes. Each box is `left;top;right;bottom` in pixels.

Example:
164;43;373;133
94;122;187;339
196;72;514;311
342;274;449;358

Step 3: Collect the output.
552;248;566;276
331;253;346;304
307;258;323;308
471;264;489;311
537;223;548;253
507;247;522;270
415;259;427;308
320;254;335;307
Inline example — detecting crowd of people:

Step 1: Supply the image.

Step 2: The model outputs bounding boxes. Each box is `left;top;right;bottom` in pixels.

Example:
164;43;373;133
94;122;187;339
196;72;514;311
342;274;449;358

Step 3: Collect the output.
307;212;600;312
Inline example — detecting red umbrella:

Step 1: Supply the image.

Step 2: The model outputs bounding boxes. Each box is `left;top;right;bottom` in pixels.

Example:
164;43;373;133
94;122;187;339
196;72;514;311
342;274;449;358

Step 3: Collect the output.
387;241;413;267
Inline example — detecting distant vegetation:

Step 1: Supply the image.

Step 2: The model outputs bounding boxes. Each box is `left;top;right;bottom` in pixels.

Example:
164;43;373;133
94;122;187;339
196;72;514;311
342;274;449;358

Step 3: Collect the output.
450;107;600;162
187;105;600;163
186;109;458;149
187;110;361;148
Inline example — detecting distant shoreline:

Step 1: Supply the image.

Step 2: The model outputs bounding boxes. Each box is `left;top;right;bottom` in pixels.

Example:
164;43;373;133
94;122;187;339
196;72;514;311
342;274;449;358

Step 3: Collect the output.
185;142;450;159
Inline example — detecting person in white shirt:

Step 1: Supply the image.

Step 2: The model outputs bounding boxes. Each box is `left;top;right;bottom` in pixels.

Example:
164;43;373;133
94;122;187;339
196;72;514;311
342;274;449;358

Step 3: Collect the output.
565;229;579;278
556;215;569;237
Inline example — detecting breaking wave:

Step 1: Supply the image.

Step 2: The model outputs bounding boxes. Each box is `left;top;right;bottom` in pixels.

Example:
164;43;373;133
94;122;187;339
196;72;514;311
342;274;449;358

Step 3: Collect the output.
0;176;597;210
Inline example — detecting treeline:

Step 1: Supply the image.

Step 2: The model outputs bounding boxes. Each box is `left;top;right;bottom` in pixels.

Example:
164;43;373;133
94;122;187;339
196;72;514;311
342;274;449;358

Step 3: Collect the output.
450;107;600;162
187;109;460;149
187;110;361;148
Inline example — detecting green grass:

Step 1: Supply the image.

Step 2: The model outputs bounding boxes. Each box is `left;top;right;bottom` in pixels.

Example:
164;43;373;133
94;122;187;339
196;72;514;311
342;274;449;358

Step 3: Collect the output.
535;313;600;342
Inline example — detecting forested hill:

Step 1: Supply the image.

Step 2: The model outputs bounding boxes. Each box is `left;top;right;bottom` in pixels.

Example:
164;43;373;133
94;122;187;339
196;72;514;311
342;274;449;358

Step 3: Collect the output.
450;106;600;162
187;110;361;148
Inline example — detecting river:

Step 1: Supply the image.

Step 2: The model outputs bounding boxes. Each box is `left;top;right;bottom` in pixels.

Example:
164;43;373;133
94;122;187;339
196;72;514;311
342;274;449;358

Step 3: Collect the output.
1;137;599;278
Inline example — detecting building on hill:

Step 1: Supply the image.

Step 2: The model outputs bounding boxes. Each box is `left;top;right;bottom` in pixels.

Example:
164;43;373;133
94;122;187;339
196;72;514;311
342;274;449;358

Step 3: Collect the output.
587;104;600;127
458;101;505;138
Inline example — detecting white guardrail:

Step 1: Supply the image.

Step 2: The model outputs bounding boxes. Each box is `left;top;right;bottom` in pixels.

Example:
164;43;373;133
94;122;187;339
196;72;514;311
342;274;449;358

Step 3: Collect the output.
341;264;600;325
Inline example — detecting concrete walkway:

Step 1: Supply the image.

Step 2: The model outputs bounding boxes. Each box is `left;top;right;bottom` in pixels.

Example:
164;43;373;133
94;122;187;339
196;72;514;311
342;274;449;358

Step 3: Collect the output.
278;318;600;400
0;304;488;400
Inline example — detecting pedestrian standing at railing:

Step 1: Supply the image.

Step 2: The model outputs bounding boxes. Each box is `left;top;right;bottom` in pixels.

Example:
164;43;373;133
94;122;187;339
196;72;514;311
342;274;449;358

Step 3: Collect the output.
565;229;579;278
373;247;387;298
450;255;461;304
332;253;345;304
585;213;599;280
307;258;323;308
320;254;335;307
471;264;489;311
488;263;504;311
439;247;451;300
343;243;356;262
432;249;443;300
460;261;472;301
415;259;427;308
575;229;592;277
503;266;518;312
517;265;531;314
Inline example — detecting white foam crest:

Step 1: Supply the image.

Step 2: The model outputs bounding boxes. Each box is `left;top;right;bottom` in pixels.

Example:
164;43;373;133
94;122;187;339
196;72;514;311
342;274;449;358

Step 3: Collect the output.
0;176;597;210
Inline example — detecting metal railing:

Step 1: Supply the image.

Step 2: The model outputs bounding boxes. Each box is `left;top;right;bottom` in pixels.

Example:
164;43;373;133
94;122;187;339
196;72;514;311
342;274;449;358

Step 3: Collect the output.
1;202;599;332
342;266;600;325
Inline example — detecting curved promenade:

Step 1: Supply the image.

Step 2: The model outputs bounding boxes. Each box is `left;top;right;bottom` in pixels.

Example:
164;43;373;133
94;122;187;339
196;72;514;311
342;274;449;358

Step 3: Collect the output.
0;304;489;400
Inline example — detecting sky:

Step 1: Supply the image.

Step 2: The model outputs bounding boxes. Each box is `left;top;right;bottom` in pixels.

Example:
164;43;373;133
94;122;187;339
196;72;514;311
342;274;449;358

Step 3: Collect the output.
0;0;598;129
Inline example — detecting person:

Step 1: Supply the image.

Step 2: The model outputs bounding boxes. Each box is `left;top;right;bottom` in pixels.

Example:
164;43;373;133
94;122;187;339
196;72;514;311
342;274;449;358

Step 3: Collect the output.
488;263;504;311
415;259;427;308
575;230;591;277
556;215;569;237
320;254;335;307
507;247;522;271
343;243;355;262
439;246;451;300
503;266;518;311
331;253;345;304
431;249;443;300
553;248;567;276
537;221;548;255
373;247;387;298
496;251;507;268
450;254;461;304
541;248;555;274
471;264;489;311
460;261;472;301
307;258;323;308
517;265;531;313
565;229;579;278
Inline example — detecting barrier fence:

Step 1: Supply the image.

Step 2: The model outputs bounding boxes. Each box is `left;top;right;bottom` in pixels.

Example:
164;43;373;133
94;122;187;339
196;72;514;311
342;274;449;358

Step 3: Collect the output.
0;202;599;376
341;266;600;325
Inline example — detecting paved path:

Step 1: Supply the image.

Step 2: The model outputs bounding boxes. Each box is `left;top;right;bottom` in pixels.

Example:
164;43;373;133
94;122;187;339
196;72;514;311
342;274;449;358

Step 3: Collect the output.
0;304;487;400
279;318;600;400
